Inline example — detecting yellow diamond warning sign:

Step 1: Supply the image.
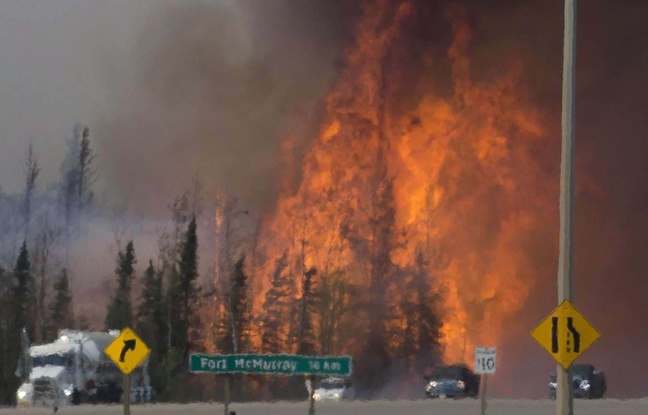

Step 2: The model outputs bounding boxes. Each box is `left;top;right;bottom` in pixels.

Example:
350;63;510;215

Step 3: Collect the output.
105;327;150;374
531;299;600;370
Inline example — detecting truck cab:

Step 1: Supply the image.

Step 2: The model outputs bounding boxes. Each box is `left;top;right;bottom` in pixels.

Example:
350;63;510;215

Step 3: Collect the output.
16;329;152;408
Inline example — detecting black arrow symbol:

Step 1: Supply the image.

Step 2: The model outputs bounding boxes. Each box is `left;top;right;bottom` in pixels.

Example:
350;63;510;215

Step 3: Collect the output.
567;317;581;353
120;339;136;362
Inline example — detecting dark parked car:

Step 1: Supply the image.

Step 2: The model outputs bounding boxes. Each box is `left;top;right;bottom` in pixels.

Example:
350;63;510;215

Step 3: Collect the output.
549;363;607;399
424;364;480;399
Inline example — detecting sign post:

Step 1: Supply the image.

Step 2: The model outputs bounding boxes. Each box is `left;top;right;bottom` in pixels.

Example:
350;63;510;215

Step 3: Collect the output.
123;374;131;415
557;0;577;414
190;353;352;415
224;375;230;415
480;375;487;415
474;347;496;415
105;328;151;415
308;375;316;415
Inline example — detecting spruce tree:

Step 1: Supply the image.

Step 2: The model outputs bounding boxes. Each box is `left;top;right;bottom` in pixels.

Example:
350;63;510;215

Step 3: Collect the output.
136;260;166;397
261;252;291;353
77;126;96;210
226;256;250;353
412;252;442;364
163;265;184;401
160;218;198;402
51;268;74;336
0;266;15;405
22;143;40;239
296;267;317;355
178;217;199;359
105;241;136;330
1;244;35;405
59;125;82;266
137;260;165;342
12;241;35;340
315;269;356;355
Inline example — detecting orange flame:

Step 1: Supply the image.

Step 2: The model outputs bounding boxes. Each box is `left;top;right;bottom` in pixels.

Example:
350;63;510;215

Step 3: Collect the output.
246;0;553;369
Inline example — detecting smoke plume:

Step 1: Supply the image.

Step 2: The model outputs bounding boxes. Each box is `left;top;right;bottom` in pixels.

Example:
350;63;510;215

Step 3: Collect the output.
97;0;346;213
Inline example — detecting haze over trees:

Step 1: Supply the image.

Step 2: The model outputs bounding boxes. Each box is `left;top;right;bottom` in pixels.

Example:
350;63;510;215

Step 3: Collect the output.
0;2;460;404
0;126;446;405
0;125;96;405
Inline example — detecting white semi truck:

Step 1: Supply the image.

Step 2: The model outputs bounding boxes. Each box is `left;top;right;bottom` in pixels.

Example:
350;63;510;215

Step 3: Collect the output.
16;329;153;408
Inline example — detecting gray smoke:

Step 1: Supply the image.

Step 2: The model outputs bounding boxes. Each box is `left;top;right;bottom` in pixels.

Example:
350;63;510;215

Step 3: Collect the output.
96;0;345;214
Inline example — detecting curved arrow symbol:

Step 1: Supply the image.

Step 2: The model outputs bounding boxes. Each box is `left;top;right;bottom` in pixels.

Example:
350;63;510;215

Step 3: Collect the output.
120;339;136;362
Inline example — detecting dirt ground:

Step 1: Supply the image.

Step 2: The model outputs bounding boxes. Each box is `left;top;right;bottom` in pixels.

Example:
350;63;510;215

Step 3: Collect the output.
1;399;647;415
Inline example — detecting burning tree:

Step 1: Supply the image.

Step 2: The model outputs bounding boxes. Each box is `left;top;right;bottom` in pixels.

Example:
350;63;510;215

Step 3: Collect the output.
246;0;551;393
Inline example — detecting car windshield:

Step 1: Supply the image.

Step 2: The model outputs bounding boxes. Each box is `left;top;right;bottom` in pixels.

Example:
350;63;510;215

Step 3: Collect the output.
32;354;69;367
572;365;593;377
318;378;345;390
431;366;464;380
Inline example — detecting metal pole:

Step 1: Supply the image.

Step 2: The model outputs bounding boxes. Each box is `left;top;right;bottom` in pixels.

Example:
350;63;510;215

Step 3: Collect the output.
308;375;316;415
480;374;488;415
557;1;576;415
123;374;131;415
224;375;230;415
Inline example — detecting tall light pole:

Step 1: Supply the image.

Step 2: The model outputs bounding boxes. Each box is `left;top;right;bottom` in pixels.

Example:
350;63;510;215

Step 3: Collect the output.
557;1;576;414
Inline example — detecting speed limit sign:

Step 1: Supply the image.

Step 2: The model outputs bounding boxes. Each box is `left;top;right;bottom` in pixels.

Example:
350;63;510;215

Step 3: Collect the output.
475;347;497;375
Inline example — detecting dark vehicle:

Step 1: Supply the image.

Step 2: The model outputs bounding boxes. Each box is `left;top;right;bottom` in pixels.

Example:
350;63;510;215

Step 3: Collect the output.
549;363;607;399
424;364;480;399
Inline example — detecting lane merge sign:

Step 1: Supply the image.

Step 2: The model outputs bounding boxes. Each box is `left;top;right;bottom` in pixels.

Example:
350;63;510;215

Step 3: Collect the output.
475;347;496;375
189;353;352;376
531;299;600;370
105;327;151;374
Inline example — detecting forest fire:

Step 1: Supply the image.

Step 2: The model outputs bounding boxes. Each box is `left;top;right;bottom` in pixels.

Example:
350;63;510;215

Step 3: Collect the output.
5;0;648;404
245;0;555;376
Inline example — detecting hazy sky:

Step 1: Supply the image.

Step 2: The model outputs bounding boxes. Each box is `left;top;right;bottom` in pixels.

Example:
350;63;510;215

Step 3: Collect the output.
0;0;341;211
0;0;160;193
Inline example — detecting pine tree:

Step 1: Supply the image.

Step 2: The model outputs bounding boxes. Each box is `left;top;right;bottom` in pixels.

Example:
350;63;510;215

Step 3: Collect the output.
296;267;317;355
226;256;250;353
178;217;199;359
50;268;74;337
33;219;60;342
57;125;96;266
0;243;35;405
137;260;165;341
159;218;198;402
261;252;291;353
12;241;35;340
136;260;167;397
412;252;443;365
0;266;16;405
315;269;356;355
22;143;40;239
105;241;136;330
167;217;199;362
77;127;96;211
59;125;82;266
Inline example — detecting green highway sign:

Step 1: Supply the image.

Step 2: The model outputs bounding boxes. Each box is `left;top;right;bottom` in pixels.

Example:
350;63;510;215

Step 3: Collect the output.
189;353;352;376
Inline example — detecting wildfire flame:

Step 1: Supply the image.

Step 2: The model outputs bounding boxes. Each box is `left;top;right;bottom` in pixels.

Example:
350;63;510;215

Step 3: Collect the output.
229;0;554;372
